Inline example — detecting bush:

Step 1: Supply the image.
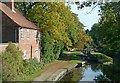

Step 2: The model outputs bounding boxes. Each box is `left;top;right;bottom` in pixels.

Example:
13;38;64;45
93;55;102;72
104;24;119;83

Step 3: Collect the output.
2;43;24;81
41;33;64;64
2;43;43;81
23;58;41;75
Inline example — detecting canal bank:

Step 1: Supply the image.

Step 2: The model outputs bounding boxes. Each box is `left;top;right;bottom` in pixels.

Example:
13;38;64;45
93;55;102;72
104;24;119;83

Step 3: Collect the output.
47;63;76;81
33;51;113;82
33;60;78;81
60;64;103;82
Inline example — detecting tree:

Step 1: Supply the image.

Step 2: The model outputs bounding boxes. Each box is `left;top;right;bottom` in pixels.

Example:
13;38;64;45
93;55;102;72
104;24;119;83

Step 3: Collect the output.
89;1;120;56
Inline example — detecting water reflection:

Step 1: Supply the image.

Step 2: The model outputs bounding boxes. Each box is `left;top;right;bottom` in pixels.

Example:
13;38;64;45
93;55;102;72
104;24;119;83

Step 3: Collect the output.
60;67;83;82
59;63;120;83
90;64;102;72
80;65;103;82
60;64;103;82
96;64;120;83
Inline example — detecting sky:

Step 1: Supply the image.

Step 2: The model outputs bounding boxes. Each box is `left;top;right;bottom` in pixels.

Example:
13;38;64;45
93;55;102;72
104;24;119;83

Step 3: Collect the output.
70;4;100;30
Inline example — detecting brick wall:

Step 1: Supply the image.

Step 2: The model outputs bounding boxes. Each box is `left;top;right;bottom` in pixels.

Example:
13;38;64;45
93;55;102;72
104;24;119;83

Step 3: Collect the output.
18;28;40;62
0;43;8;52
0;43;18;52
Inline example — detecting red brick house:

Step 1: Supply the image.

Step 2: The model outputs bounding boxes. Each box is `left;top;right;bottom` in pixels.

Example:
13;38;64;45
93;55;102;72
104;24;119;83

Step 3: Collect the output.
0;1;41;61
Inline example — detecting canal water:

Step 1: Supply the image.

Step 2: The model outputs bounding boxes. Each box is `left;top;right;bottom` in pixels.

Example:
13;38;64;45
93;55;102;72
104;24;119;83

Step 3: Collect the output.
80;65;103;82
60;63;120;83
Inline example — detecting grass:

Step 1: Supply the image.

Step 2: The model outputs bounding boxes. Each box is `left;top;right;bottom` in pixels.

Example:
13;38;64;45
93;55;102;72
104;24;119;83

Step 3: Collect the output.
91;52;113;63
59;54;81;60
59;51;84;64
24;60;60;81
70;60;83;64
91;52;104;55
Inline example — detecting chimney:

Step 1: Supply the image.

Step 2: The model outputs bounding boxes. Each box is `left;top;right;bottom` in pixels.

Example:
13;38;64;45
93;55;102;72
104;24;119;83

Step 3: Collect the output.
11;0;15;12
4;0;16;13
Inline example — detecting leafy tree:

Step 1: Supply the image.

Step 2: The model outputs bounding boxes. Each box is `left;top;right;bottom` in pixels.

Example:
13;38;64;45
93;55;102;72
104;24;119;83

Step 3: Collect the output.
89;1;120;56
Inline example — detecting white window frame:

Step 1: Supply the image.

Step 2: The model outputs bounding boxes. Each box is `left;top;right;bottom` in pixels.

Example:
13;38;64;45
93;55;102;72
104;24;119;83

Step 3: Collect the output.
34;30;37;40
38;32;41;40
20;29;24;40
23;50;27;60
35;48;38;59
27;29;30;39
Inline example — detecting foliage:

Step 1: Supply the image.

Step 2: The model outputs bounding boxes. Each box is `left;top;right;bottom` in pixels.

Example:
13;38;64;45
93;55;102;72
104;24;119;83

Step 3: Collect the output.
23;58;42;75
91;52;113;63
2;43;43;81
90;64;102;72
58;51;84;63
101;64;120;82
59;68;83;82
95;64;120;82
73;0;117;10
96;74;111;83
89;1;120;56
40;32;64;64
2;43;24;81
15;2;91;63
0;53;1;83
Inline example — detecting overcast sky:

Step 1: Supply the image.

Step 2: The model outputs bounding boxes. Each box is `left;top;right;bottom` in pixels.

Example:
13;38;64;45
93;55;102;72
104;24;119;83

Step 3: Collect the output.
70;4;100;30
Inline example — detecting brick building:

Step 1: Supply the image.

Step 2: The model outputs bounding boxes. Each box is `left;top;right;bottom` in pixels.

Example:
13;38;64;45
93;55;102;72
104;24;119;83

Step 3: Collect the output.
0;1;41;61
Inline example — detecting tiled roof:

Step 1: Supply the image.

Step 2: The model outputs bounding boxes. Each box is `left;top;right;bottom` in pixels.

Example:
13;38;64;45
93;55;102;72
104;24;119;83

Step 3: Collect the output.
0;2;40;30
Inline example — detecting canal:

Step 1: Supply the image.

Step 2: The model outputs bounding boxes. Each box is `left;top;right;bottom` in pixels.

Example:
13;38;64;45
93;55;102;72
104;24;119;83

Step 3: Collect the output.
59;63;120;83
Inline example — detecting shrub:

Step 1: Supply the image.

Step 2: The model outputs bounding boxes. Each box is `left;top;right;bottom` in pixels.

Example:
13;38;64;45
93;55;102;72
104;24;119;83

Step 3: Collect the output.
23;58;41;75
41;33;64;64
2;43;24;81
2;43;44;81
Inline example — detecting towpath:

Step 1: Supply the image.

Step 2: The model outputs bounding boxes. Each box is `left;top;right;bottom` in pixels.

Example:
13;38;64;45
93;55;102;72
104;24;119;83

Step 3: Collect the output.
33;60;75;81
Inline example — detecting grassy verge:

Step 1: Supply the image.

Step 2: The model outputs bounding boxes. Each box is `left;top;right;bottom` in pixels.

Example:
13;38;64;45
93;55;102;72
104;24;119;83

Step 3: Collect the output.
31;60;75;81
70;60;83;64
59;51;84;64
25;60;60;81
91;52;113;63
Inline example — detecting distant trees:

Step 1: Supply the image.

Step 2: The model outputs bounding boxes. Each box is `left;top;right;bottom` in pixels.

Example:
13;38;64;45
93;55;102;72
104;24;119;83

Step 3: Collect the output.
89;1;120;56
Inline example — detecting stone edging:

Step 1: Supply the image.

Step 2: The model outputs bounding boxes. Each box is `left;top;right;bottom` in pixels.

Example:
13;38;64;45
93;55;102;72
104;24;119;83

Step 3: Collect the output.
47;64;77;81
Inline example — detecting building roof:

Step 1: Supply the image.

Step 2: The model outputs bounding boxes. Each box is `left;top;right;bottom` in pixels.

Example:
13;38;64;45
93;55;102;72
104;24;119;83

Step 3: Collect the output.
0;2;40;30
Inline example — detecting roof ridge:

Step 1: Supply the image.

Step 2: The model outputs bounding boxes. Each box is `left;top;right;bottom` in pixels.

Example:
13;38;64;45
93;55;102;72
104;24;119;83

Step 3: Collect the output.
0;2;40;31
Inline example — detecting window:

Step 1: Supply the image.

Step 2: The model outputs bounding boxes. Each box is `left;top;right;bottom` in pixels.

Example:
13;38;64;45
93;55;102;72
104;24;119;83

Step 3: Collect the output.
38;32;41;40
34;31;37;39
35;48;38;59
20;29;24;40
27;29;30;39
23;50;27;60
